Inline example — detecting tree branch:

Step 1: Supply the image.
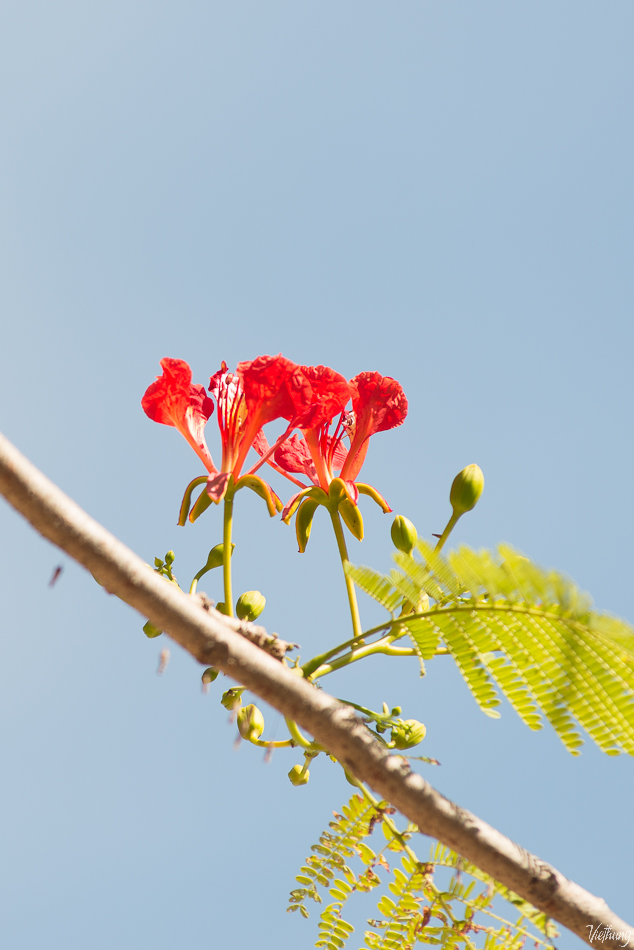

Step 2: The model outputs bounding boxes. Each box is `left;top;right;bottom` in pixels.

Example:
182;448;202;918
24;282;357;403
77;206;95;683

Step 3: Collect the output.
0;430;631;948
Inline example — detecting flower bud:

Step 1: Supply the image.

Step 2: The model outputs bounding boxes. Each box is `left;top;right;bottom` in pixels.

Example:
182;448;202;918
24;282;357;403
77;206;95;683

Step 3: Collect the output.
201;667;219;685
236;590;266;622
237;704;265;741
391;515;418;554
221;687;245;711
288;764;310;786
390;719;427;750
164;550;175;566
143;620;162;638
449;464;484;516
215;602;230;616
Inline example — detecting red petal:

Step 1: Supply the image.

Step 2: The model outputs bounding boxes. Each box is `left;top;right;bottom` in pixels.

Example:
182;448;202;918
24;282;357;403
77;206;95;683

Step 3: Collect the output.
339;372;407;482
142;359;216;473
274;434;318;482
237;354;313;427
330;437;348;471
297;364;351;429
251;429;269;457
206;471;231;503
349;371;408;436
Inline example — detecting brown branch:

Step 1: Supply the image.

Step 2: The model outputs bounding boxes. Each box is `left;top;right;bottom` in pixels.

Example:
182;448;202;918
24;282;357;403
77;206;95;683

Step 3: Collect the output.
193;592;296;661
0;429;631;948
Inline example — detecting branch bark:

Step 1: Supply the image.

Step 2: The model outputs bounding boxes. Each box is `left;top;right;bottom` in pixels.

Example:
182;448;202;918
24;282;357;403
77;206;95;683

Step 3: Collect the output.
0;430;631;948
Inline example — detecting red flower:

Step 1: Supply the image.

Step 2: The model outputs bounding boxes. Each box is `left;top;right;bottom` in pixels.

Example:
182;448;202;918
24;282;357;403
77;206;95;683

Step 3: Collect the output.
339;372;408;481
261;369;407;542
229;354;312;475
142;358;217;473
263;368;407;494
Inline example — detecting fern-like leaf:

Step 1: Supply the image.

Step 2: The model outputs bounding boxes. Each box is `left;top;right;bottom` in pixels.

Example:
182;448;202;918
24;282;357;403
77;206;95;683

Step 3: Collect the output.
345;564;403;614
351;543;634;756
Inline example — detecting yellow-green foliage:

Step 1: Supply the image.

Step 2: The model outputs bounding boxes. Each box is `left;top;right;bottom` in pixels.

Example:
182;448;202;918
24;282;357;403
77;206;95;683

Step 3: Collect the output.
290;794;558;950
346;543;634;756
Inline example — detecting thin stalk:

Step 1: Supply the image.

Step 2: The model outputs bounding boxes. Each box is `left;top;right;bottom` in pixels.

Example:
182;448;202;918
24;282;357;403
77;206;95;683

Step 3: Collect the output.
248;737;294;749
284;717;323;752
329;507;363;640
312;635;418;680
302;630;377;678
434;510;460;553
223;484;235;616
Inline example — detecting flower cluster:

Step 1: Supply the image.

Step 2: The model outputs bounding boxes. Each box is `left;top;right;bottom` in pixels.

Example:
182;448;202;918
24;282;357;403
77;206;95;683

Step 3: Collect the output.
142;354;407;540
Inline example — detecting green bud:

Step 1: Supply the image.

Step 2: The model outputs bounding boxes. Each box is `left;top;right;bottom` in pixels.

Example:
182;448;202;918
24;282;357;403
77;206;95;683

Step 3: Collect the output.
391;515;418;554
391;719;427;750
288;764;310;786
201;667;219;685
164;550;175;565
203;543;234;572
215;602;230;616
391;706;402;716
449;464;484;516
143;620;163;639
221;687;245;711
236;590;266;622
154;557;163;569
237;704;265;741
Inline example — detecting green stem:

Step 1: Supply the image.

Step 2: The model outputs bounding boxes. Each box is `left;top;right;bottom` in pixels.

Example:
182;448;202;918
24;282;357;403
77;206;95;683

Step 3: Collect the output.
302;631;370;678
284;717;323;752
223;484;235;616
329;508;363;640
311;635;418;679
434;510;461;553
248;737;294;749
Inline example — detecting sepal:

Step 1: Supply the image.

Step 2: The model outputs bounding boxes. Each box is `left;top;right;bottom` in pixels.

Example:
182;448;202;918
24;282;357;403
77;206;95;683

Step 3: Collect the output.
339;498;364;541
235;473;283;517
296;499;320;553
357;483;392;513
178;475;208;526
328;477;359;507
282;486;328;524
189;485;213;522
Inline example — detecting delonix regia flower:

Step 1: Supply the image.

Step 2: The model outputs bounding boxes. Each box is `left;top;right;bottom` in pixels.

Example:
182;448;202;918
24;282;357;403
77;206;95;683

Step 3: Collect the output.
141;356;407;544
141;358;217;473
142;353;315;520
257;368;408;547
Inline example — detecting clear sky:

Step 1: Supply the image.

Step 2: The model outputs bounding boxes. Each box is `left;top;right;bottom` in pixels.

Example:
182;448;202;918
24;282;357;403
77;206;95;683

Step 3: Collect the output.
0;2;632;947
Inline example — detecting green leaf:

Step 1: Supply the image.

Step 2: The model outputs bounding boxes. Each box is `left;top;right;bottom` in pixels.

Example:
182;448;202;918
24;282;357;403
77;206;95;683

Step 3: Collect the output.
344;564;402;613
355;542;634;756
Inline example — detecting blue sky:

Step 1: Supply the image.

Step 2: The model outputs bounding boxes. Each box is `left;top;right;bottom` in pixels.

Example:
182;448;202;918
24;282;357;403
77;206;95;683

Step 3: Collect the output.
0;2;632;946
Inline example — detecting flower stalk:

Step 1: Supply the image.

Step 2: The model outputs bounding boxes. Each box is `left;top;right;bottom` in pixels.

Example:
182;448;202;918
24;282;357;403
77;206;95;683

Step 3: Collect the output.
329;507;363;641
222;481;235;616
